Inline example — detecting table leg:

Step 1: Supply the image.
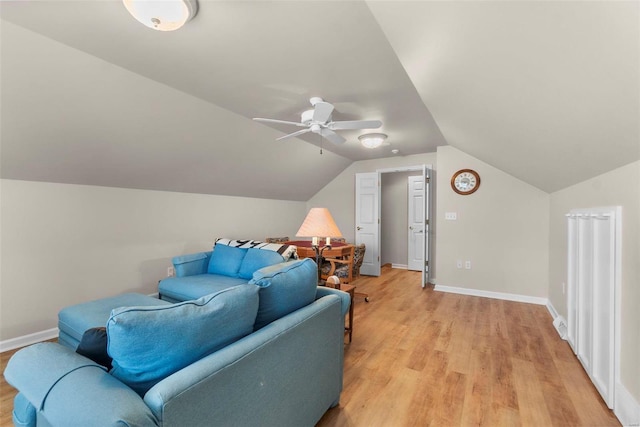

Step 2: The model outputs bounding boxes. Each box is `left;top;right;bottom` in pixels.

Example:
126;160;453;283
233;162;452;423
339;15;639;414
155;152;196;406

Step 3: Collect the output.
346;287;354;343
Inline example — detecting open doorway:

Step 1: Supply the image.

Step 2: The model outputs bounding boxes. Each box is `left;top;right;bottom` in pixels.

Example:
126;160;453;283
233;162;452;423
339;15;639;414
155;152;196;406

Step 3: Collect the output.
380;171;422;269
355;165;433;287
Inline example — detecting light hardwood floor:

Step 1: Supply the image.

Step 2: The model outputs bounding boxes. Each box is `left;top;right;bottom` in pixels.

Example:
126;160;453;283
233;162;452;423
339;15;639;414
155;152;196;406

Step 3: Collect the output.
317;265;619;426
1;265;619;426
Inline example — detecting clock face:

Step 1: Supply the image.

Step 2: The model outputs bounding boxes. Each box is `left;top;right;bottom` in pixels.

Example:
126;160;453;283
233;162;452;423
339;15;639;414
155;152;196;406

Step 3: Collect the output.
451;169;480;195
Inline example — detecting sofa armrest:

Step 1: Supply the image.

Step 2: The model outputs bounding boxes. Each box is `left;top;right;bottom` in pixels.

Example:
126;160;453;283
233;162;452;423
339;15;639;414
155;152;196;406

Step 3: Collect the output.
5;343;158;427
316;286;351;317
5;342;107;410
172;251;212;277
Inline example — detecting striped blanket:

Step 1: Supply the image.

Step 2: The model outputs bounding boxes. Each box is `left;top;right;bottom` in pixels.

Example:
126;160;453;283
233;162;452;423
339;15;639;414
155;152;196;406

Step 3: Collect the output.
215;238;298;260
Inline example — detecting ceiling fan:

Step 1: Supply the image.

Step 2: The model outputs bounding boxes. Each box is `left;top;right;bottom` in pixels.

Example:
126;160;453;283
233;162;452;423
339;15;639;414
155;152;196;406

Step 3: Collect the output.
253;97;382;145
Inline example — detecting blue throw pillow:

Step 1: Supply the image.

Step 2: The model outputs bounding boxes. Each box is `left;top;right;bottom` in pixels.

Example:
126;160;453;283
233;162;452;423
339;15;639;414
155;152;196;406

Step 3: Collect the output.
249;258;318;330
207;243;248;277
238;248;285;280
107;285;259;396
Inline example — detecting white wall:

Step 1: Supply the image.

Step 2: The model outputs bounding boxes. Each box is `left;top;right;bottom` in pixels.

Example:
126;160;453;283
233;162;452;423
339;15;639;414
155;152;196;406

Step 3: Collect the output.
548;161;640;405
435;146;549;298
0;179;305;342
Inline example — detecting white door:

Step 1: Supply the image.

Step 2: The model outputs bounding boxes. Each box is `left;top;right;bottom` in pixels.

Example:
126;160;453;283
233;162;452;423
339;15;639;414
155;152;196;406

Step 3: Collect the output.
355;172;380;276
576;216;593;375
424;167;431;286
591;214;615;407
566;207;620;409
407;176;424;272
567;216;578;353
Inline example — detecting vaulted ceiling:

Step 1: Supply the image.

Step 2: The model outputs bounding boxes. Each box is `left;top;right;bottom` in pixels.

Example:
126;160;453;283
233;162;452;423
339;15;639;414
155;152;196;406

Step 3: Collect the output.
1;1;638;201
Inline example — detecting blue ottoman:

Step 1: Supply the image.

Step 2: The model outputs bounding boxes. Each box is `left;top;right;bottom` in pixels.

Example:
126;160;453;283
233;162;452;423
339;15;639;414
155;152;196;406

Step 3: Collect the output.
58;293;170;349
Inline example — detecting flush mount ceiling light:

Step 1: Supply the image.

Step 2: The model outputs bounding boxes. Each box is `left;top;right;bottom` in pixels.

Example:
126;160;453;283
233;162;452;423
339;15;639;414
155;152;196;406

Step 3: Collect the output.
358;133;387;149
123;0;198;31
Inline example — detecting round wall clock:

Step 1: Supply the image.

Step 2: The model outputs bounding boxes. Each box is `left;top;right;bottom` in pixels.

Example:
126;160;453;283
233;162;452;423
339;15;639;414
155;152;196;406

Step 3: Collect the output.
451;169;480;195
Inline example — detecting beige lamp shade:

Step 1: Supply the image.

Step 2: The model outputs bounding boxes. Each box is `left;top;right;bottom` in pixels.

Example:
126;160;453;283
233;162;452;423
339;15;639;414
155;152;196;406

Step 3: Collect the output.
296;208;343;238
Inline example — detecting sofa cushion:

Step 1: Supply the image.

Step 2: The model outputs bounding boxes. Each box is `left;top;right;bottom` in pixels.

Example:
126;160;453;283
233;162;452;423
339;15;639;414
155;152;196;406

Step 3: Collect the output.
207;243;247;277
238;248;286;280
249;258;318;330
107;284;259;396
58;293;171;349
159;274;249;302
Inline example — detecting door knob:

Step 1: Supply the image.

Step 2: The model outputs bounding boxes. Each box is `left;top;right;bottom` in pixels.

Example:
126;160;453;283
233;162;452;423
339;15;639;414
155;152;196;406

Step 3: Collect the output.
357;226;362;230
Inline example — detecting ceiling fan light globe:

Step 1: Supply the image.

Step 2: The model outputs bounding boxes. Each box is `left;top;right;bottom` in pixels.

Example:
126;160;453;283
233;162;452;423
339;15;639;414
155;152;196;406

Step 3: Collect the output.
361;139;382;149
359;133;387;149
123;0;197;31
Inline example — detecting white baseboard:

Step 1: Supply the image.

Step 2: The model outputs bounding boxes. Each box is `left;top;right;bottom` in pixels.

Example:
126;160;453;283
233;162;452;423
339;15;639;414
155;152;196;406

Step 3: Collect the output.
391;263;408;270
615;381;640;426
433;284;548;306
546;300;559;319
0;328;58;353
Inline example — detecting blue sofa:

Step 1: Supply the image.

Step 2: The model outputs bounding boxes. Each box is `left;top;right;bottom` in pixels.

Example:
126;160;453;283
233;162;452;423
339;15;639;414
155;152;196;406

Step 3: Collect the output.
4;259;350;427
158;238;298;303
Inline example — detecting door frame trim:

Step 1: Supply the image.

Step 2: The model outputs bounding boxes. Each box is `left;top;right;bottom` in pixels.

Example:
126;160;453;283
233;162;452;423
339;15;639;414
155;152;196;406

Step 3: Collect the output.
376;164;432;287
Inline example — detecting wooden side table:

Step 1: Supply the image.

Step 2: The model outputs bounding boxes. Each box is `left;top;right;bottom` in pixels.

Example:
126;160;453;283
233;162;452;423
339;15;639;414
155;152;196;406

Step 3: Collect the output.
283;240;353;260
338;284;355;343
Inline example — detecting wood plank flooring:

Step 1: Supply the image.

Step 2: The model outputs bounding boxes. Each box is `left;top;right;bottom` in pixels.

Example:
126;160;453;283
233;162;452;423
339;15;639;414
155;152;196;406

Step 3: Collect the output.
316;265;619;426
0;265;619;426
1;347;21;427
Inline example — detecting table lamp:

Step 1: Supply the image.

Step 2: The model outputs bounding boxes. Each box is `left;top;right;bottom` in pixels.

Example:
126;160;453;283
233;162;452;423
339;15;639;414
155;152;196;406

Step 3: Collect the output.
296;208;343;280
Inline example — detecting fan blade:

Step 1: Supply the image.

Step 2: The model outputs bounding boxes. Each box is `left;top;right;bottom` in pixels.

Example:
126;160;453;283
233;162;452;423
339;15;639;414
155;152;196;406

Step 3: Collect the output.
312;102;334;123
276;128;311;141
253;118;306;127
320;128;347;145
329;120;382;130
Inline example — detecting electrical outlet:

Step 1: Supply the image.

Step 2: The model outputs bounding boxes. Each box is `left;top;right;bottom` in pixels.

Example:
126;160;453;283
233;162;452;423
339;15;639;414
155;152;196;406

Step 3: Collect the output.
167;266;175;277
445;212;457;220
465;261;471;270
456;260;463;269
